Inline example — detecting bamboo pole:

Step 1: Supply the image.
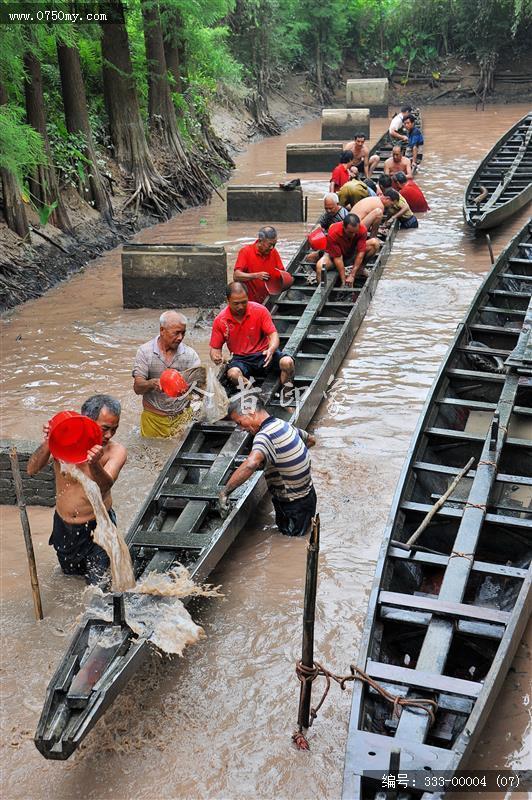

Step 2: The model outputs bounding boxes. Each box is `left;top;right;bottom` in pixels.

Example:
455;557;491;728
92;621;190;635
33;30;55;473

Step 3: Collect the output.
9;448;44;620
298;514;320;730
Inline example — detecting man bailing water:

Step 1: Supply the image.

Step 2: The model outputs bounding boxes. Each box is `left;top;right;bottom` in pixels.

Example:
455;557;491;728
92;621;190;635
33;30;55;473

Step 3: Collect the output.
27;394;127;585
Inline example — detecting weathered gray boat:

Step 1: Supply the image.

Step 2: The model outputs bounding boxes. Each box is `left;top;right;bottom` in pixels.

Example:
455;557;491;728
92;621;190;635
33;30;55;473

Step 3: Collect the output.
35;218;398;759
343;219;532;798
463;111;532;230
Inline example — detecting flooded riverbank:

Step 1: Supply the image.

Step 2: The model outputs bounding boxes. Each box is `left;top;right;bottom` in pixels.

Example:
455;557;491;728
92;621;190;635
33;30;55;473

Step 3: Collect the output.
1;104;530;799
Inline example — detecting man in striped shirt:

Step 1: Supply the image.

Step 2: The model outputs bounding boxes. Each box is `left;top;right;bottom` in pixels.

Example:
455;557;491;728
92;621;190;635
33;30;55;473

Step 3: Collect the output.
219;394;317;537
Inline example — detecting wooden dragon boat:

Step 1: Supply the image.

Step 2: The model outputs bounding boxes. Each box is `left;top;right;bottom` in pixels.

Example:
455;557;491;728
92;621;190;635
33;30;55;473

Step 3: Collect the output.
35;207;399;760
463;111;532;230
343;219;532;799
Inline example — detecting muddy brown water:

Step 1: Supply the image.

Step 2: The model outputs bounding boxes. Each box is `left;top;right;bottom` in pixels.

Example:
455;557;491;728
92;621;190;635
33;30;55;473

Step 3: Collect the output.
1;106;531;799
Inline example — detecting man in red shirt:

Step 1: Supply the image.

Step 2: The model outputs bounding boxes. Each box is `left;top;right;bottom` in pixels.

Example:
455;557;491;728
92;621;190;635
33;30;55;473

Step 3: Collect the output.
393;171;430;213
329;150;354;192
316;213;380;287
233;226;285;304
210;282;295;388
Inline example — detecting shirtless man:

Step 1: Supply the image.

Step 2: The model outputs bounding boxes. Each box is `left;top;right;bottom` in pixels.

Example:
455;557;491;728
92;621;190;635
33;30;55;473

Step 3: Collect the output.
27;394;127;584
384;146;412;178
350;195;384;237
343;133;380;177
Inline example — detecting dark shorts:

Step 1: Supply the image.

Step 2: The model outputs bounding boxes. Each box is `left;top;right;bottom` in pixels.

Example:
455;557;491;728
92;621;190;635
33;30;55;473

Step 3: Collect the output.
399;215;418;229
271;487;317;537
354;159;366;175
49;509;115;584
228;349;285;379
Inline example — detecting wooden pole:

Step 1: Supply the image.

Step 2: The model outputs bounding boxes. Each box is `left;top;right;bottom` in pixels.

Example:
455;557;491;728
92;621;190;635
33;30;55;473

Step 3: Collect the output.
405;456;475;548
298;514;320;730
485;233;495;266
9;448;44;620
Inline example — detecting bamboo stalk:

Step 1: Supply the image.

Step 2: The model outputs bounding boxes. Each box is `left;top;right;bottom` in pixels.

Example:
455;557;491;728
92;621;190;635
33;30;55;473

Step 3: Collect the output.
405;457;476;549
10;448;44;620
298;514;320;730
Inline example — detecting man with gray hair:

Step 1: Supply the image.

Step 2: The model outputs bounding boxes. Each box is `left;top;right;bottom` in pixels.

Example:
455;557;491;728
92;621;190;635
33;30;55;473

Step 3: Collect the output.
219;392;317;537
27;394;127;585
233;225;286;304
133;310;204;438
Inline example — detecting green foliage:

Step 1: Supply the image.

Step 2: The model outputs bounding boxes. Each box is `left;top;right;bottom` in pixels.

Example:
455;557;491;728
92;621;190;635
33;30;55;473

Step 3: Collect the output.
48;123;92;188
0;102;46;183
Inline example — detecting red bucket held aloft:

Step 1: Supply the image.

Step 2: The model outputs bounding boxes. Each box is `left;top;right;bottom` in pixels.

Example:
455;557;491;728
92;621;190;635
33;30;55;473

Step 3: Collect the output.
48;411;103;464
160;369;189;398
265;269;294;296
308;228;327;251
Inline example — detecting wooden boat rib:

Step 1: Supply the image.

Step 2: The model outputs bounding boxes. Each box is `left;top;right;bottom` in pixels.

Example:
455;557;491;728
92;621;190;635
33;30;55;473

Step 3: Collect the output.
463;111;532;230
342;219;532;799
35;130;399;759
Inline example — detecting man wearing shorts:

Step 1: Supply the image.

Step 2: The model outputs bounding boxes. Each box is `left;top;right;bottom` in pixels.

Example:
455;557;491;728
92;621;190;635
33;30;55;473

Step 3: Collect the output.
209;282;295;391
344;133;380;177
219;393;317;537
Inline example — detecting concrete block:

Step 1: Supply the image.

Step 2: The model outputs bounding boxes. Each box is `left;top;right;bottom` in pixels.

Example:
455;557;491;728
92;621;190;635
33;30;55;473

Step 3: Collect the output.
122;243;227;309
321;108;370;141
286;143;343;173
346;79;389;116
0;438;55;507
227;185;305;222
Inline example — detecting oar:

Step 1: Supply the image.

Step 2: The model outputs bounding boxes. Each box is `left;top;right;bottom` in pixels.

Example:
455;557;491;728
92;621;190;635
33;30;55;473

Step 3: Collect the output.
10;448;44;620
391;456;475;552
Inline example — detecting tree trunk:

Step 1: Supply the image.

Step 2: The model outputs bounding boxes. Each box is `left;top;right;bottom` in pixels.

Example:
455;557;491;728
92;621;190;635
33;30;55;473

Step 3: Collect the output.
23;51;71;231
99;0;179;217
161;2;185;93
140;0;212;205
0;83;30;238
56;41;113;222
477;51;497;101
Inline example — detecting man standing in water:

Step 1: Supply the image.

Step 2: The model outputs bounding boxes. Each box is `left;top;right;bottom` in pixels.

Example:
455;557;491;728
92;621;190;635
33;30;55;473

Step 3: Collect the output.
27;394;127;584
232;226;286;305
219;393;317;537
133;310;204;438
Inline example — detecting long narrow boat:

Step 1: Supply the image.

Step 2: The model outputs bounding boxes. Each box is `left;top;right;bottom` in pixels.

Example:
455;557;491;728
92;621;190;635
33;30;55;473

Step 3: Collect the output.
463;111;532;230
343;220;532;799
35;205;399;759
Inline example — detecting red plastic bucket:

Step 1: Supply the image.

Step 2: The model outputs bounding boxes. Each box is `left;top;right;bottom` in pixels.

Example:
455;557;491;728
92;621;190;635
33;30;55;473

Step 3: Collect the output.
48;411;103;464
308;229;327;251
265;269;295;296
160;369;189;397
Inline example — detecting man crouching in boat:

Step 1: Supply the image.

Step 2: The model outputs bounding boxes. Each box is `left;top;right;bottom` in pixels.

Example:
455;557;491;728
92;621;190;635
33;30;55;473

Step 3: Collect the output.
316;213;380;287
27;394;127;585
218;392;317;537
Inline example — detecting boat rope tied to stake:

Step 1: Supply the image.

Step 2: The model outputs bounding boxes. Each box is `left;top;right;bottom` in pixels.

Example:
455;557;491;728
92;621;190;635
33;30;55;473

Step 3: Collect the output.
292;662;438;750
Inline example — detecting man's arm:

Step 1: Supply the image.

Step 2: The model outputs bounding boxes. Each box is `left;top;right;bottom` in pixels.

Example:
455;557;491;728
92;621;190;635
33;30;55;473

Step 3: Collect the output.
333;255;347;284
383;160;391;175
385;205;408;225
263;330;280;366
297;428;316;447
27;423;51;475
86;443;127;494
133;375;161;395
219;449;265;499
234;268;270;282
345;250;365;285
404;158;413;178
210;347;224;365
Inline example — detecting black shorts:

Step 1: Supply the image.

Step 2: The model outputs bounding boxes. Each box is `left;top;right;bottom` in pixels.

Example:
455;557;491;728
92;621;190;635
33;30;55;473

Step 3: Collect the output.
49;509;114;584
354;159;366;175
399;215;418;229
271;487;317;537
228;349;285;379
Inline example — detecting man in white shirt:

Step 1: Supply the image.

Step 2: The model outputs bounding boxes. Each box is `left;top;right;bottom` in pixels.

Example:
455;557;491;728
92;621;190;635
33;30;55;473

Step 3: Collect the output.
389;106;413;143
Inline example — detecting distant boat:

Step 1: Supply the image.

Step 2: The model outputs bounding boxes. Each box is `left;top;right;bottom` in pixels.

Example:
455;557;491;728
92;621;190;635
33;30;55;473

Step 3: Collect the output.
463;111;532;230
343;219;532;799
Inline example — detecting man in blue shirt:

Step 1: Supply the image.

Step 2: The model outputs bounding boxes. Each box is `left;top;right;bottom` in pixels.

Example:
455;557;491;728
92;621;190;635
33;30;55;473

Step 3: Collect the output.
404;115;424;171
218;393;317;537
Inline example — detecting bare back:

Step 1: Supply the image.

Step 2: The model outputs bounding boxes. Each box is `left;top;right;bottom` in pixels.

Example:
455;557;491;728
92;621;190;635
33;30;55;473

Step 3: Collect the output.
351;196;383;218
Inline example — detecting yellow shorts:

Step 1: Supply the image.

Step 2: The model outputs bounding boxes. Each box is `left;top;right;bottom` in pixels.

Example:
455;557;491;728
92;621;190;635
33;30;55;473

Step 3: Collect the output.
140;407;193;439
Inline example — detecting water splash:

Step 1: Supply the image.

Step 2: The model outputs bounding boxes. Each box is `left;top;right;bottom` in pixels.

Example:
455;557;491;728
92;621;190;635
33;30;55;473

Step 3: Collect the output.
61;462;135;591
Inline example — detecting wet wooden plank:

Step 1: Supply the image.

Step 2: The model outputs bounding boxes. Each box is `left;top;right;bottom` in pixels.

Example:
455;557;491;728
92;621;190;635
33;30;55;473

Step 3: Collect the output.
379;590;510;625
366;660;483;697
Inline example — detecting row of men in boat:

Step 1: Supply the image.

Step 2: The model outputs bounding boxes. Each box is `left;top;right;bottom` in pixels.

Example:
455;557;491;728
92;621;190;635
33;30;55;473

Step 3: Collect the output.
25;106;427;588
